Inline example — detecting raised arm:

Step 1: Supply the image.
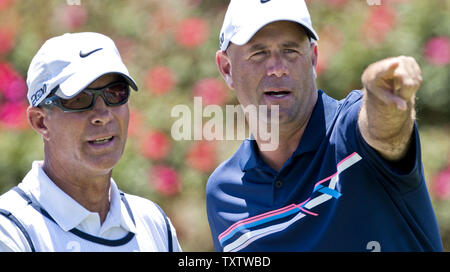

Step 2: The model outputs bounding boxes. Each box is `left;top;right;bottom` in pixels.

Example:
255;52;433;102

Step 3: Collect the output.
358;56;422;161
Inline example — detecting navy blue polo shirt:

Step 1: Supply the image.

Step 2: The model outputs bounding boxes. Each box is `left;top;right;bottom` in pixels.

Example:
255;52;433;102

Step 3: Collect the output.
206;90;443;252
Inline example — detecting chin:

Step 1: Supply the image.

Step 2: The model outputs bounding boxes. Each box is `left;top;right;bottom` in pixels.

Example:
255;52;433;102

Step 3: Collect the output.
85;154;122;173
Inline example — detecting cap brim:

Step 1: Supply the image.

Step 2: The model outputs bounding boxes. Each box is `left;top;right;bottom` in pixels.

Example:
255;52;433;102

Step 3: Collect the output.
57;67;138;99
228;18;318;50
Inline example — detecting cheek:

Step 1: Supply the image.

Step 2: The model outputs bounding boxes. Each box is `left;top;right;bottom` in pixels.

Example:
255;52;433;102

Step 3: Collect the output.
116;105;130;137
47;122;83;157
121;105;130;127
232;64;264;103
289;62;315;87
47;112;87;142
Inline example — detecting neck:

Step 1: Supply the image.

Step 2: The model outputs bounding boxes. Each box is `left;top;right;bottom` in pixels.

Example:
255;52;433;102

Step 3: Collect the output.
255;94;318;172
255;121;307;172
42;157;111;224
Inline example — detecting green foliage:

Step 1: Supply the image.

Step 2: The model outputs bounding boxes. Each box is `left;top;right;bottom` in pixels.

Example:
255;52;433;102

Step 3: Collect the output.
0;0;448;251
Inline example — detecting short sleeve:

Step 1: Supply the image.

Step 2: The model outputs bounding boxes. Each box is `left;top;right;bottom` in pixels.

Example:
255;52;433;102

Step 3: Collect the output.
336;93;423;194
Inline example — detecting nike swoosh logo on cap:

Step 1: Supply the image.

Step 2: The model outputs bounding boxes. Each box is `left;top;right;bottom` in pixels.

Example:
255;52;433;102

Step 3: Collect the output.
79;48;103;58
261;0;272;3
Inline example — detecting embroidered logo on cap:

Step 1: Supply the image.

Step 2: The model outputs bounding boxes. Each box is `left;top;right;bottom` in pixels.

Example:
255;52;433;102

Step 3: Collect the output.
79;48;103;58
30;84;47;107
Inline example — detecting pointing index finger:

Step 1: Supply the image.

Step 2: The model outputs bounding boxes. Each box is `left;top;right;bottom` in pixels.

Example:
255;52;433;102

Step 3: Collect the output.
383;61;399;78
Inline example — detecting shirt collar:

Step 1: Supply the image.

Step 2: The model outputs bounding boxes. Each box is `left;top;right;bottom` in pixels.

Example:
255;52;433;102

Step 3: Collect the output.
240;90;339;171
21;161;136;234
240;139;264;172
107;180;136;234
292;89;338;157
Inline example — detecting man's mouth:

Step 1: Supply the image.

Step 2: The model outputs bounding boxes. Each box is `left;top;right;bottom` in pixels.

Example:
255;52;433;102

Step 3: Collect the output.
264;91;291;98
88;136;114;145
263;88;292;99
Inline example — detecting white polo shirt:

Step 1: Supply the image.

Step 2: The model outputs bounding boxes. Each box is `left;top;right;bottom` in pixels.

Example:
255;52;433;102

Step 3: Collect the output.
0;161;182;252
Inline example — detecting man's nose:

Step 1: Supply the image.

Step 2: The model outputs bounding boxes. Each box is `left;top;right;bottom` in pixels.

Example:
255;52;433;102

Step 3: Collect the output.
90;95;113;125
266;53;289;78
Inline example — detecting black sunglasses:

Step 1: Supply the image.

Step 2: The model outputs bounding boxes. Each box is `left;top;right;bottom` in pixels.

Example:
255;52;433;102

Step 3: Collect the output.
39;82;130;113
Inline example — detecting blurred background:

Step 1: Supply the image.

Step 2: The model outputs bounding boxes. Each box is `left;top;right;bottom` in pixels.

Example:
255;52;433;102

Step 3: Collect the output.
0;0;449;251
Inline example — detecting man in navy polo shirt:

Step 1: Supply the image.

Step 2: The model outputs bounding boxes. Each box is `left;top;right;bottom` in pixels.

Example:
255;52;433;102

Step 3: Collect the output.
206;0;443;252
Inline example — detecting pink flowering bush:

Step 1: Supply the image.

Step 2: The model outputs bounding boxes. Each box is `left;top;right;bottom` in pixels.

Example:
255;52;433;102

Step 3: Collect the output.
432;166;450;201
0;101;28;130
149;164;182;196
0;62;27;102
0;0;449;251
141;130;171;160
423;37;450;66
186;141;217;173
175;17;209;48
145;66;176;95
192;78;229;106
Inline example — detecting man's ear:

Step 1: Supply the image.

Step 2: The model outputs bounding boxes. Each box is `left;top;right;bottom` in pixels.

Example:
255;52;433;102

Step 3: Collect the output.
310;41;318;79
216;50;234;90
27;106;50;141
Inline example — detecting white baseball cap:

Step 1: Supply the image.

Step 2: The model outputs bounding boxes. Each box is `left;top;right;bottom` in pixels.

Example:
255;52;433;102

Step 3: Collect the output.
27;32;138;107
219;0;319;51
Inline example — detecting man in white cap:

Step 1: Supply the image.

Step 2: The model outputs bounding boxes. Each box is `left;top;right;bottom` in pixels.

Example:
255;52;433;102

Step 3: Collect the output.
0;32;181;252
206;0;443;251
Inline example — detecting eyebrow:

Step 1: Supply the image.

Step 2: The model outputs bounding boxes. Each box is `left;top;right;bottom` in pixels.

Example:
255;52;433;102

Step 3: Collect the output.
248;43;267;53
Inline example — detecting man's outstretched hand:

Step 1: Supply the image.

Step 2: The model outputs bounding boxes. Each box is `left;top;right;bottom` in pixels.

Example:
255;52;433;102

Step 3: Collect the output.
359;56;421;161
361;56;422;111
